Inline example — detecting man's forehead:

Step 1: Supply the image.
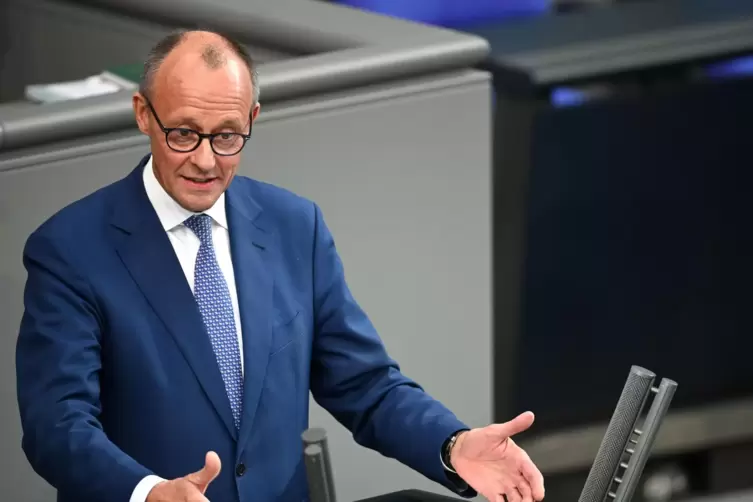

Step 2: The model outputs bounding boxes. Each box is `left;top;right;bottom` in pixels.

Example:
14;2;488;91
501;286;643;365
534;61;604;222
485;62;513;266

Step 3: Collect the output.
154;58;250;99
160;50;221;80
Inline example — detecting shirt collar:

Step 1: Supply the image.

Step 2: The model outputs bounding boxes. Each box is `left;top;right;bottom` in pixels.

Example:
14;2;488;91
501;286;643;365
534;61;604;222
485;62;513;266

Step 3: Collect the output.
142;155;228;231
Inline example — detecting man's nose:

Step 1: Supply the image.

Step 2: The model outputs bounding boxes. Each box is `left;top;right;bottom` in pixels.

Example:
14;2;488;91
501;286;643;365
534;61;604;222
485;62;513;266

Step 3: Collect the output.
191;138;216;171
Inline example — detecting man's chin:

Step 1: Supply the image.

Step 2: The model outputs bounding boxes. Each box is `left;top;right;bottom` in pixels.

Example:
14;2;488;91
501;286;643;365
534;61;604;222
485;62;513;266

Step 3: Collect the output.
176;193;219;213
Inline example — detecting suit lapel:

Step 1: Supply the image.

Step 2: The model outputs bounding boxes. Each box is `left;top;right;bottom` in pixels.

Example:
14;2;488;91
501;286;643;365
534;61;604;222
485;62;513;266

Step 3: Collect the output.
225;182;274;451
110;159;238;440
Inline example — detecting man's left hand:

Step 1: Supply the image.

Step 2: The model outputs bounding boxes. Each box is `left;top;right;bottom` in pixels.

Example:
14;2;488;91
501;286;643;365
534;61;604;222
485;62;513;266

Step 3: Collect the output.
451;411;545;502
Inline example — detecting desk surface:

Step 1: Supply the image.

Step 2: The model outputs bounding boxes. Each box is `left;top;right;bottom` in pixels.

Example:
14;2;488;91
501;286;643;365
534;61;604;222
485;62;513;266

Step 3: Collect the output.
469;0;753;88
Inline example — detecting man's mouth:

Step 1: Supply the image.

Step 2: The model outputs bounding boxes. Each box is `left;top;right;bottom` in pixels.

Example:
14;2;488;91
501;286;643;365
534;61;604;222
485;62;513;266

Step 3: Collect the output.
182;176;217;186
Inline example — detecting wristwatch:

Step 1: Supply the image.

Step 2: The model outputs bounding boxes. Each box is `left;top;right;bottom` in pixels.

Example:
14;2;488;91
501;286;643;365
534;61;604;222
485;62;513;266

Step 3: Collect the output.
440;430;468;473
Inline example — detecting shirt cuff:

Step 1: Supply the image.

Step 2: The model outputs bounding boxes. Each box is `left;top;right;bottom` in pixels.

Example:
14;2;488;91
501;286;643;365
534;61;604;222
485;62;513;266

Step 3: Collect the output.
129;475;166;502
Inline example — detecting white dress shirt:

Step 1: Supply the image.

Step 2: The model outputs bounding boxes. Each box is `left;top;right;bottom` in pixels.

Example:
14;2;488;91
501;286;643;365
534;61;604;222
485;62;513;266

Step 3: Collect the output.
130;156;244;502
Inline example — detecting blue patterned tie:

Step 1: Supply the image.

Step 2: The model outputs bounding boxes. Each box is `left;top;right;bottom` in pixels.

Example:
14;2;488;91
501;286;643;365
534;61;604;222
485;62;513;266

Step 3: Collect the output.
184;214;243;429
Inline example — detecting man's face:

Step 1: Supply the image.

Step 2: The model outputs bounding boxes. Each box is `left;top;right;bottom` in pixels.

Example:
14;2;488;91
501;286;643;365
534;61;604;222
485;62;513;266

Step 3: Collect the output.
133;48;260;213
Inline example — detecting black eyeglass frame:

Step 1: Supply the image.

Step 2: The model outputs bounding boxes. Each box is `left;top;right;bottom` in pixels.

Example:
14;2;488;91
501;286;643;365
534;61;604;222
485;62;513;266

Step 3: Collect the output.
144;97;253;156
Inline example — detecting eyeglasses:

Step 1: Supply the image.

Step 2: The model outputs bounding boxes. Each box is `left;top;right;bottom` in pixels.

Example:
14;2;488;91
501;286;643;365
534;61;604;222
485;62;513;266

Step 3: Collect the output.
144;98;252;156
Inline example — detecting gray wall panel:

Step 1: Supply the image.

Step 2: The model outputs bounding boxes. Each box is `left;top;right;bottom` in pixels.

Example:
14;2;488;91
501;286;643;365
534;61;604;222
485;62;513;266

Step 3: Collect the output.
0;71;492;501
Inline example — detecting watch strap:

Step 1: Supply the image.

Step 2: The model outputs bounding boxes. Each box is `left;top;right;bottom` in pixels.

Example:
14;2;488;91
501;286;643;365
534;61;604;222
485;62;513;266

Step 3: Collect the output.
440;429;469;473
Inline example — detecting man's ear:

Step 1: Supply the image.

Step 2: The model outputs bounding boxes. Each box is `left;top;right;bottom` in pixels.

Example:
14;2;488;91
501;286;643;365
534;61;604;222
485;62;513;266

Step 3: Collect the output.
132;93;150;135
251;102;261;123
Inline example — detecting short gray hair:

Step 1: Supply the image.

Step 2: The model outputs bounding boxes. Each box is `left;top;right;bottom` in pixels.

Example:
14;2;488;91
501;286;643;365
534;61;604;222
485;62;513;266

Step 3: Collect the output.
139;29;260;104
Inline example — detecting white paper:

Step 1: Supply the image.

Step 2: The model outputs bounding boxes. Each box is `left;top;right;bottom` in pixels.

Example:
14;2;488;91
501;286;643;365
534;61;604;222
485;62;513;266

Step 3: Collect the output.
25;74;135;103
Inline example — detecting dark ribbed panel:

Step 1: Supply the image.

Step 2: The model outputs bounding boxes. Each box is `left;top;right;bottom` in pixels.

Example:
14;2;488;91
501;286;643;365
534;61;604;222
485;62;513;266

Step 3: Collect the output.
614;377;678;502
578;366;655;502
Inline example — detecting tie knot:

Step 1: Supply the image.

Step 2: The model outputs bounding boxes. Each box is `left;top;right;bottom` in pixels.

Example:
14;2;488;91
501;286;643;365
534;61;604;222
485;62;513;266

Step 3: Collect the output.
184;214;213;245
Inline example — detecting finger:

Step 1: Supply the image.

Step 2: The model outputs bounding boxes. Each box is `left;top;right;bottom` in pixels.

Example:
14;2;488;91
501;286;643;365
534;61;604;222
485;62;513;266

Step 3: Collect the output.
519;451;545;500
506;487;523;502
516;475;534;502
490;412;535;439
185;451;222;492
179;480;211;502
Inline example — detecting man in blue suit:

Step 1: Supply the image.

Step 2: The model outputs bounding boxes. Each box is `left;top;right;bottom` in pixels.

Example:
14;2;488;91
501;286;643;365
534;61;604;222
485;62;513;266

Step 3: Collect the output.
16;30;545;502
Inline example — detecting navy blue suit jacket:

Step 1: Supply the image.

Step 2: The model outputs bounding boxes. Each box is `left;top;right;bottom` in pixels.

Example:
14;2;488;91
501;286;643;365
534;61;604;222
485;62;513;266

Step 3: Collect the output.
16;155;471;502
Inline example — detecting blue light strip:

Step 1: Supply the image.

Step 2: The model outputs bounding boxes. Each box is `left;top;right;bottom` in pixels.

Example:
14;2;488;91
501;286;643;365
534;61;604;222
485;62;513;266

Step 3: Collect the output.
332;0;550;28
704;55;753;79
550;87;590;108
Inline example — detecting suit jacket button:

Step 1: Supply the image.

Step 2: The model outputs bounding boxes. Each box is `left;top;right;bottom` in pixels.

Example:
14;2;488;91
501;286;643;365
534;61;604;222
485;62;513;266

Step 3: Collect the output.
236;463;247;477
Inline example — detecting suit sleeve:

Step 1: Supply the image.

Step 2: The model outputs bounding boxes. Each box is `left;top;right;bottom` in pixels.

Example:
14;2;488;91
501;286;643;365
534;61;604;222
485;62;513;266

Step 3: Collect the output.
307;203;476;497
16;231;154;502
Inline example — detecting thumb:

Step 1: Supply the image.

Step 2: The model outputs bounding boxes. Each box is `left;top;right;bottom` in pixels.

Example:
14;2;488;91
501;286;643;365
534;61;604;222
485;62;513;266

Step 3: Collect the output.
490;411;535;439
185;451;222;492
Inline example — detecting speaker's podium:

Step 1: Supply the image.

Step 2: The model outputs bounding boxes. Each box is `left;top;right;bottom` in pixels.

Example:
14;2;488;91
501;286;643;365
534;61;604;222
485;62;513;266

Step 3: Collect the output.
301;426;463;502
303;366;677;502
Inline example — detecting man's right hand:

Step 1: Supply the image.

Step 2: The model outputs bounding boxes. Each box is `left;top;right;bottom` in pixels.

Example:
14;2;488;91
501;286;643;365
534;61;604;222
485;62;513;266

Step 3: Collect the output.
146;451;221;502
